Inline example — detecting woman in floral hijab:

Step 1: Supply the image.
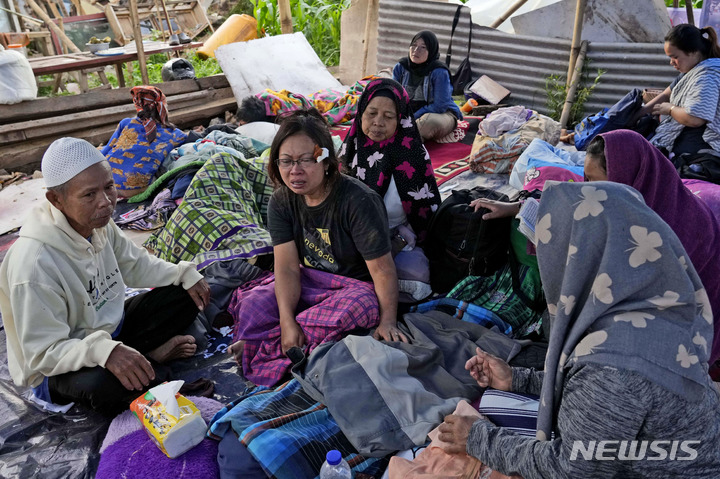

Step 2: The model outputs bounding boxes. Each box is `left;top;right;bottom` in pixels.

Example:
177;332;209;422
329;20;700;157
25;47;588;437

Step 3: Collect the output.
439;181;720;478
342;78;441;301
342;78;440;242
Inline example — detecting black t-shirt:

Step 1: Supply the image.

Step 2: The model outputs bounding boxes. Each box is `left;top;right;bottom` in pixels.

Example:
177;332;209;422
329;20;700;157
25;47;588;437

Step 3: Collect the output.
267;175;391;282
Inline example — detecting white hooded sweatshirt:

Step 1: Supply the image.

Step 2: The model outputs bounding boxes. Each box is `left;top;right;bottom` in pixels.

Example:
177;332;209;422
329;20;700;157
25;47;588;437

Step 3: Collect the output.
0;202;203;388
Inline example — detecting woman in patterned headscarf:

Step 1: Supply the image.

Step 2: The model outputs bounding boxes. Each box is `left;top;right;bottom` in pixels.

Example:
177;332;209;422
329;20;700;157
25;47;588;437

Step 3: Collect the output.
342;77;441;301
438;181;720;478
102;86;186;197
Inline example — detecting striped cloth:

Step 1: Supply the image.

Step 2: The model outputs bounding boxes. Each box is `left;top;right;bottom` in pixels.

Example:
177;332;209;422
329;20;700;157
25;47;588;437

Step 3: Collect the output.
477;390;539;438
230;267;380;386
651;57;720;152
145;151;273;270
208;379;389;479
130;85;170;141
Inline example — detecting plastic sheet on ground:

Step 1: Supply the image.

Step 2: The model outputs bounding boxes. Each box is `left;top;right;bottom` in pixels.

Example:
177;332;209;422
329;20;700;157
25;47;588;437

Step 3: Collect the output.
0;324;249;478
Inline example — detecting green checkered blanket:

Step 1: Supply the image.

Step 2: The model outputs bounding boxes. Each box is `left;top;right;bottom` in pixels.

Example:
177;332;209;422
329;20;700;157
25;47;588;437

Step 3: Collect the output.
145;151;273;269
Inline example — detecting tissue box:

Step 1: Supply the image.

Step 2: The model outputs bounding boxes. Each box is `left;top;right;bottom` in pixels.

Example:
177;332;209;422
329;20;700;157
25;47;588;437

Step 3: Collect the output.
130;383;208;458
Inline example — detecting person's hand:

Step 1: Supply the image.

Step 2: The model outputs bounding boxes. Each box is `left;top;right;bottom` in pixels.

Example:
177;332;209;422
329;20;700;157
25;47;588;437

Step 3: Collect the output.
280;319;306;354
373;320;409;343
651;102;674;117
438;414;480;455
465;347;512;390
105;344;155;391
187;279;211;311
227;340;244;365
469;198;520;220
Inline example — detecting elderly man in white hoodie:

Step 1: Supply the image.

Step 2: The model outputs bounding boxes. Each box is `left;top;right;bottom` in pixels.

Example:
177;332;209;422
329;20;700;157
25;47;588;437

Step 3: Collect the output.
0;137;211;414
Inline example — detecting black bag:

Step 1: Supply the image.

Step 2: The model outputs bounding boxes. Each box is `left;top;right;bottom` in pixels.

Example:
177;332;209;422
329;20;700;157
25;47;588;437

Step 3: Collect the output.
446;6;474;96
675;151;720;184
425;186;512;294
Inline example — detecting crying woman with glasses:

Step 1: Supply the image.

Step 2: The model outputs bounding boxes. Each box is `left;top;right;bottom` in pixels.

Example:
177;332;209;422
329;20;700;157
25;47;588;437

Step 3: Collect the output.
226;109;407;388
393;30;462;141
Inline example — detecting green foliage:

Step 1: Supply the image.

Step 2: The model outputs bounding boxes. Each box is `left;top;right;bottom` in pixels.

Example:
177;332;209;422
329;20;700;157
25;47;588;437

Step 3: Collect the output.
665;0;703;7
545;60;605;128
250;0;351;66
229;0;255;16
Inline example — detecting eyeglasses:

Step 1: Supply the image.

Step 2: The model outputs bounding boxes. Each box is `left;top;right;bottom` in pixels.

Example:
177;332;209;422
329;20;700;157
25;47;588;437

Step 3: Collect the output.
275;157;318;169
410;44;427;52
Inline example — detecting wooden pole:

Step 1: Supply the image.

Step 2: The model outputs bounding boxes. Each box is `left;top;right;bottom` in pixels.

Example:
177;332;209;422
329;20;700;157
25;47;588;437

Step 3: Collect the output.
159;0;174;35
153;0;167;41
361;0;379;77
0;4;42;24
489;0;529;29
278;0;293;34
129;0;150;85
565;0;587;89
672;0;679;7
25;0;81;53
559;40;588;130
686;1;695;25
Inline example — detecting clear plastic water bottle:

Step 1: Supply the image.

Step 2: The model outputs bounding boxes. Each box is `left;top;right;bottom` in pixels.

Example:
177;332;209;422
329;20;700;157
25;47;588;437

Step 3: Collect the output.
319;450;351;479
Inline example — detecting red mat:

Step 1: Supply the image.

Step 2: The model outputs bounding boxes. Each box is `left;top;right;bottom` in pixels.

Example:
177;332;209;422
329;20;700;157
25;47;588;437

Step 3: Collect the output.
425;141;472;186
331;117;479;187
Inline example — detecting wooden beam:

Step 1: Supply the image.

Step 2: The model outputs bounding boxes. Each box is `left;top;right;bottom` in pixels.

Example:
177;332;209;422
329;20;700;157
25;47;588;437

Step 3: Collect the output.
489;0;528;29
565;0;587;89
361;0;378;77
104;4;128;46
25;0;82;53
686;1;695;25
129;0;150;84
0;95;237;173
0;75;229;125
278;0;293;34
559;40;588;130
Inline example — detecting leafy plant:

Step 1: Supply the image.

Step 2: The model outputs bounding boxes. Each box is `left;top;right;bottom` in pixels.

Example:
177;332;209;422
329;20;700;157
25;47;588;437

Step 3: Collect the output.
250;0;351;66
665;0;703;7
545;60;605;128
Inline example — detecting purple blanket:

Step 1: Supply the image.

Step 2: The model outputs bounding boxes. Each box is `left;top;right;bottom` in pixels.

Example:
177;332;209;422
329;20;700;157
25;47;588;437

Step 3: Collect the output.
603;130;720;363
96;396;223;479
230;267;380;386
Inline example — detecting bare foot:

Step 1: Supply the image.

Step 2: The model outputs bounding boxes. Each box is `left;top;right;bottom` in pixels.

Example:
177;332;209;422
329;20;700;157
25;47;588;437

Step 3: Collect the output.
148;335;197;363
227;340;245;365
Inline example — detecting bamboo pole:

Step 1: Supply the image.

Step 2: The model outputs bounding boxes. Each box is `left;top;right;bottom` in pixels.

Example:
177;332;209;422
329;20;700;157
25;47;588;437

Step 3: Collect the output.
686;1;695;25
278;0;293;34
361;0;379;77
0;4;42;24
129;0;150;85
559;40;588;130
489;0;529;29
25;0;81;53
565;0;587;89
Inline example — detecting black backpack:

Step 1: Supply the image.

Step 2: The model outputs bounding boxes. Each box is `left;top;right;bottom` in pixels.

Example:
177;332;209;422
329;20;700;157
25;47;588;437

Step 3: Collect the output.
675;151;720;184
425;186;512;294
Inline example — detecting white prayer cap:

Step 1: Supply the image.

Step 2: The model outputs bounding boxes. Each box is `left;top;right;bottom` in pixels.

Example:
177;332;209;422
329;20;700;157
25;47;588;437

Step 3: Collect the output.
41;137;107;188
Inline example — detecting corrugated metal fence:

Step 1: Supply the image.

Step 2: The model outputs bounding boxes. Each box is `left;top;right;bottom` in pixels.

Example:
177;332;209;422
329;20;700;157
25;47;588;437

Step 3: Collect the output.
376;0;678;117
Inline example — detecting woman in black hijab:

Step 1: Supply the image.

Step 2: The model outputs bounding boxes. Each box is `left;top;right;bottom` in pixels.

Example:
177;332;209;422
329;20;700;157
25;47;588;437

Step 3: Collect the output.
392;30;462;141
